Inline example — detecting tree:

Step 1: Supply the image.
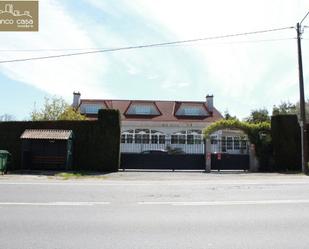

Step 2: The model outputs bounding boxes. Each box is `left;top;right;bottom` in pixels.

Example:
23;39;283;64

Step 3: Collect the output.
30;96;86;121
295;99;309;120
223;110;237;120
58;106;87;120
272;101;297;116
245;108;270;124
0;113;15;121
272;100;309;119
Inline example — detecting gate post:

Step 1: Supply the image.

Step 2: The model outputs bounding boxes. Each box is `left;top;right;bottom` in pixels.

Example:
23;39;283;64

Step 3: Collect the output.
249;143;259;172
205;139;211;172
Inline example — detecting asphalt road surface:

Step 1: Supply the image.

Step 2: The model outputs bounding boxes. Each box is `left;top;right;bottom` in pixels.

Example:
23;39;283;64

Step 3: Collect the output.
1;172;309;249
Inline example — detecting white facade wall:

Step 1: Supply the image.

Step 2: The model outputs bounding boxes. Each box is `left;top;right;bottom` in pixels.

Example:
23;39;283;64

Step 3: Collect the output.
120;120;212;154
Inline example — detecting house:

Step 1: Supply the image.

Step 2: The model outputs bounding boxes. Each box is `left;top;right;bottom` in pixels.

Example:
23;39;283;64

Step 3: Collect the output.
72;92;247;154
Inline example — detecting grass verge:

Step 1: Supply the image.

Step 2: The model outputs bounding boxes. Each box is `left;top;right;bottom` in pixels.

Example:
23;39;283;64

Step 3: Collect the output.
54;172;108;180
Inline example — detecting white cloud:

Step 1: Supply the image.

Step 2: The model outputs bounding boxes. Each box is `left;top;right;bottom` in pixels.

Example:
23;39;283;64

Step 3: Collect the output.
161;81;190;89
1;0;309;119
0;0;111;102
124;0;309;117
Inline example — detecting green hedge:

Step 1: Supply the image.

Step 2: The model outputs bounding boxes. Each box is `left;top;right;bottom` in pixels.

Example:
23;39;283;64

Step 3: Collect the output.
0;109;121;172
271;115;301;171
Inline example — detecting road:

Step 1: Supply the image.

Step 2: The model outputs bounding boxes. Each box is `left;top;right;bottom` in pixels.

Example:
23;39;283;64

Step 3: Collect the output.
1;172;309;249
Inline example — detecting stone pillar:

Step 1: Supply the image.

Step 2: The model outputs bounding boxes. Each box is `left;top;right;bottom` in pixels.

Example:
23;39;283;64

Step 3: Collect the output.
205;139;211;172
249;143;259;172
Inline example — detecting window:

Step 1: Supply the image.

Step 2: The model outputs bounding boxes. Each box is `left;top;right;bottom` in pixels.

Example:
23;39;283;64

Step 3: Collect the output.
171;135;178;144
227;137;233;150
127;134;133;144
234;137;240;150
135;106;152;115
135;134;142;144
142;134;149;144
81;104;103;114
241;140;247;149
179;135;186;144
221;137;226;152
210;135;218;145
171;130;202;144
151;135;158;144
121;129;166;145
121;130;134;144
159;135;165;144
184;107;201;116
187;135;194;144
121;134;126;143
194;135;202;144
176;105;207;116
126;104;160;115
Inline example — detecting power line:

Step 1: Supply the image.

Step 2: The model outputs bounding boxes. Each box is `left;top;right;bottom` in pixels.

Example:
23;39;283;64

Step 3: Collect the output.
0;47;110;52
0;37;295;52
168;37;295;47
0;26;294;64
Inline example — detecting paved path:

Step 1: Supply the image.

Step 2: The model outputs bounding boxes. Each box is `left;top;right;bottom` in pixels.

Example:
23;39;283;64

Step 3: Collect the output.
1;172;309;249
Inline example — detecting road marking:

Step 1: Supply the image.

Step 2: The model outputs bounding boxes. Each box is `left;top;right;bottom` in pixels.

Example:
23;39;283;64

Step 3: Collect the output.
0;181;309;186
0;201;110;206
138;199;309;206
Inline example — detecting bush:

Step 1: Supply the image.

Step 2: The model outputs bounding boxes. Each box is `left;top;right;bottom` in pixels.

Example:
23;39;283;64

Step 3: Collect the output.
271;115;301;171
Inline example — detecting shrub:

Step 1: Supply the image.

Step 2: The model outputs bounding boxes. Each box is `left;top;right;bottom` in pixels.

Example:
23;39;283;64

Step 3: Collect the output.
271;115;301;171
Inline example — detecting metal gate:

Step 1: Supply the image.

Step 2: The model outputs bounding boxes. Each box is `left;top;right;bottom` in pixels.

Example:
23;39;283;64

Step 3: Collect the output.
211;153;249;170
120;153;205;170
120;137;205;170
209;139;250;170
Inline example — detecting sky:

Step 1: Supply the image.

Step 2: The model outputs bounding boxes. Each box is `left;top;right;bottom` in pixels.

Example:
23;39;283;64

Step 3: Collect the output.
0;0;308;120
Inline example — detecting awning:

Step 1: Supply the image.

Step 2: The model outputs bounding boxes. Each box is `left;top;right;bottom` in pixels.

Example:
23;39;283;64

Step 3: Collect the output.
20;129;73;140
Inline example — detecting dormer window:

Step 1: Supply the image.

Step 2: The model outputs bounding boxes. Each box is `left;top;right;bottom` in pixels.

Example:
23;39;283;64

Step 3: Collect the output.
126;103;160;116
80;104;104;114
176;105;208;116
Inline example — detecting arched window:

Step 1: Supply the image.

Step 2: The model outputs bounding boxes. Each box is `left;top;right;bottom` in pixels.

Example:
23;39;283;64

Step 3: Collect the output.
171;130;202;144
150;130;165;144
121;130;134;144
121;129;166;144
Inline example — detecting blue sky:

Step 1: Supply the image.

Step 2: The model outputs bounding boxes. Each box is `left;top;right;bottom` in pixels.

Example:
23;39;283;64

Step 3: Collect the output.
0;0;308;120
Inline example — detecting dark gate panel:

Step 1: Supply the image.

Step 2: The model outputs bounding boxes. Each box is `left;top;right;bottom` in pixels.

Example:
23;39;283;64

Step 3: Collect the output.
211;153;249;170
121;153;205;170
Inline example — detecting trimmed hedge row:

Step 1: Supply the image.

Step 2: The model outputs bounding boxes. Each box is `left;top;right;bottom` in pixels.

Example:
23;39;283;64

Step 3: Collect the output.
271;115;301;171
0;109;121;172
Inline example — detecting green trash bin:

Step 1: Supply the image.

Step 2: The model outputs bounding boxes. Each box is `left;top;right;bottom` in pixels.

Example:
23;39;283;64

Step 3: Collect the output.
0;150;11;174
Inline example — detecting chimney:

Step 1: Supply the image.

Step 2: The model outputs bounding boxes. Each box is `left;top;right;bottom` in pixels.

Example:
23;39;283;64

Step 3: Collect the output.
206;95;214;114
72;92;81;109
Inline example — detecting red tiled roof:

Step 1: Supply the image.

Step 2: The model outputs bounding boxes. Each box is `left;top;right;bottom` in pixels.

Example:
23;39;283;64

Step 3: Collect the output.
80;99;223;123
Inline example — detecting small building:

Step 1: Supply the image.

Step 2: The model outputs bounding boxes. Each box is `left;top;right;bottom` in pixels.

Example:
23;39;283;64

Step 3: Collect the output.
20;129;73;170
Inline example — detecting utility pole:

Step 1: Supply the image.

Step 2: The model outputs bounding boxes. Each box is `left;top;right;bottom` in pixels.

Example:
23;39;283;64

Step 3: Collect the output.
296;13;308;174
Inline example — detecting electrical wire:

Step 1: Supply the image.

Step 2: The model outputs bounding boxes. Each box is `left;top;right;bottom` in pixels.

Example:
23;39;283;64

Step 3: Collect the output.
0;37;295;52
0;26;294;64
